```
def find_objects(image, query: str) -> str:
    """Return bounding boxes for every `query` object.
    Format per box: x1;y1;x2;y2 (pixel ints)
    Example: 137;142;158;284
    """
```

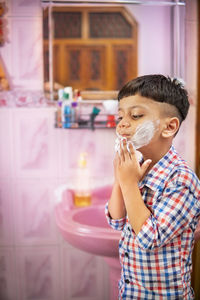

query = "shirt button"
125;279;130;284
125;252;129;258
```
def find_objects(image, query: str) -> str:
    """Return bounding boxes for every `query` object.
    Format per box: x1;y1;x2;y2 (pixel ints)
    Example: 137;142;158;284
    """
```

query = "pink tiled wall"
0;107;115;300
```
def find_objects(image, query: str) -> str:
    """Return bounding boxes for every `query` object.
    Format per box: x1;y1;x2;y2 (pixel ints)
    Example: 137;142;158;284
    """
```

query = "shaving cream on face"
114;136;143;162
115;136;130;153
115;120;159;153
130;120;159;149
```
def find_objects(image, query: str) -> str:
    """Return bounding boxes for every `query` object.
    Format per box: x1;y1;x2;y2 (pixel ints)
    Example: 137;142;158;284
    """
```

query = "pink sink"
55;203;120;257
54;185;122;300
54;182;200;256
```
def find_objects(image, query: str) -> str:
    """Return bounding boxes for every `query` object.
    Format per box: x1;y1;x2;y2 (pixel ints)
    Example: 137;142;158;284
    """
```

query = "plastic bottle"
62;92;71;128
70;101;79;128
74;153;91;207
77;90;82;102
55;89;64;128
58;88;64;100
64;86;73;102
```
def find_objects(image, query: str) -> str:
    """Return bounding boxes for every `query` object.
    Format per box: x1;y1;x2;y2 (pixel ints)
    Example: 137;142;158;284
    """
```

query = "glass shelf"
55;122;116;130
55;112;117;130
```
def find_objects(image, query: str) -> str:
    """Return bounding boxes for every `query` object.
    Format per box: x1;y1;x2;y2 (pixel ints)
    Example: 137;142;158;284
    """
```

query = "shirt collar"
139;145;179;192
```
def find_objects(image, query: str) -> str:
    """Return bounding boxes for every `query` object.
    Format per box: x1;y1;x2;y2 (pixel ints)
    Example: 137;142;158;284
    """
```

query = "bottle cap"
72;101;78;107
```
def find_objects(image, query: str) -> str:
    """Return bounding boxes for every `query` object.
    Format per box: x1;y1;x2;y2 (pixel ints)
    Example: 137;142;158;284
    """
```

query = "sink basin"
55;203;121;257
55;186;200;257
54;185;121;300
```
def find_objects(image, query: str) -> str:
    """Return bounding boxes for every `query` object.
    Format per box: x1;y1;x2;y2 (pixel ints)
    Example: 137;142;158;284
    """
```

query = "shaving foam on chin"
115;120;159;160
115;135;128;153
115;135;143;162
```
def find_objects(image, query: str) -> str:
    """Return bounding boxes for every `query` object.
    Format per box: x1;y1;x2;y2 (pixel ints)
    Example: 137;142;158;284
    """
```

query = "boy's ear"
161;117;180;138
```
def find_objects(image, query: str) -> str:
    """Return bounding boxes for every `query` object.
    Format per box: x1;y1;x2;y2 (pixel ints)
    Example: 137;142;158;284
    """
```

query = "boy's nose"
118;119;130;128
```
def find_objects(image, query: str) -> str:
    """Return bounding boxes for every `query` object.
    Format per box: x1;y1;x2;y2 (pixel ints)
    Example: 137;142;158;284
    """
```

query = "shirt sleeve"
105;202;126;231
135;184;200;250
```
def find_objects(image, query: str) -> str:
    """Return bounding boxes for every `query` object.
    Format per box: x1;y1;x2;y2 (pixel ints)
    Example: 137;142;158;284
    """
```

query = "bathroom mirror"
41;0;186;100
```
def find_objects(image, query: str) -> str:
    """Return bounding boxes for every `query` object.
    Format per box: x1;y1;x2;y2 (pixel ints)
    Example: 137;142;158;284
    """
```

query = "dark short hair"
118;74;190;123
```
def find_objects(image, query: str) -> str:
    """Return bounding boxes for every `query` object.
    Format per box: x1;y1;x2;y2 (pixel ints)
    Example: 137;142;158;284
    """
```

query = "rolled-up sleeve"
105;202;126;231
135;185;200;250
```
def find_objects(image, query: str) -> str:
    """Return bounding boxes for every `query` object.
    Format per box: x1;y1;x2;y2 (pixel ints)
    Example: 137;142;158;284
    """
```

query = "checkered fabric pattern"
105;145;200;299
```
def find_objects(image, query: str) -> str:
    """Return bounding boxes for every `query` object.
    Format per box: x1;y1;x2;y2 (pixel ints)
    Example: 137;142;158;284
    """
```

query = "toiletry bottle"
62;92;71;128
106;115;116;128
64;86;73;102
77;90;82;102
70;101;79;128
74;153;91;207
55;89;63;128
58;88;64;100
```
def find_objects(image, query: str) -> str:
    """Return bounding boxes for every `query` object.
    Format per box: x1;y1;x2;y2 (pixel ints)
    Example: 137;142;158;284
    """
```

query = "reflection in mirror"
42;1;185;100
43;6;137;99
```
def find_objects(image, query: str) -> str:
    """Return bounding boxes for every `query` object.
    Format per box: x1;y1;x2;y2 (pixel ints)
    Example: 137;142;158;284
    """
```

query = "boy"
105;74;200;299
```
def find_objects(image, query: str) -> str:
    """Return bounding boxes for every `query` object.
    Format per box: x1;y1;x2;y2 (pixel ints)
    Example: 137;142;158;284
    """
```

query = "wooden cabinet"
43;7;138;91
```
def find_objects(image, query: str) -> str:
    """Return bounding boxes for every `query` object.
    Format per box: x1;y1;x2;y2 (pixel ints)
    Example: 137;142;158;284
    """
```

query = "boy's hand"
113;153;120;183
117;139;152;185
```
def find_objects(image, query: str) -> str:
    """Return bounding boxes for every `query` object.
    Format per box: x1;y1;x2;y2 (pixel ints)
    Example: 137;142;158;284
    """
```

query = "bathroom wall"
0;0;198;300
0;106;115;300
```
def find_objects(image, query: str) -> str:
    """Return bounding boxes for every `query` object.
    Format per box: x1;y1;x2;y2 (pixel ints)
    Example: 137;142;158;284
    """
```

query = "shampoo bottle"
74;153;91;207
62;92;71;128
70;101;79;128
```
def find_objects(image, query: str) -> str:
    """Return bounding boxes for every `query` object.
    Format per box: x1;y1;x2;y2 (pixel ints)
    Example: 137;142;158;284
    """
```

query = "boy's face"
116;94;164;150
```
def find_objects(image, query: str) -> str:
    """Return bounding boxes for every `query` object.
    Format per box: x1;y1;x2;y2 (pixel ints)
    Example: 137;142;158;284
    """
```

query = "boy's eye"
131;114;143;120
116;115;143;123
117;117;123;122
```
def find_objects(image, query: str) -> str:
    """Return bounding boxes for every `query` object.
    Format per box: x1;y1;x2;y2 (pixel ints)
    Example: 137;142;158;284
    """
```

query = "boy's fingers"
128;142;139;163
141;159;152;174
119;142;125;162
121;139;130;159
128;142;136;156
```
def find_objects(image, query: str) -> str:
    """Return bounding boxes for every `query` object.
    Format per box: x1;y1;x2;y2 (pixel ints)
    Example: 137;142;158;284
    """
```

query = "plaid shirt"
105;145;200;299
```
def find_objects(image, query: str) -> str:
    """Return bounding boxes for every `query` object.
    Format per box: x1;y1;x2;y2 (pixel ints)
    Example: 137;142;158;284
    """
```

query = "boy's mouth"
117;132;132;139
121;134;131;139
